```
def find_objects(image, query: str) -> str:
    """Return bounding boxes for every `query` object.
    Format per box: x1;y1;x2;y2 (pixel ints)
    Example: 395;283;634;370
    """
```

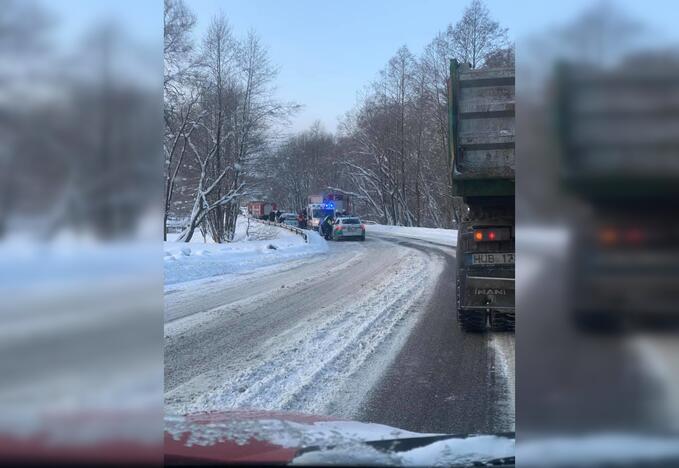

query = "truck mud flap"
461;276;515;311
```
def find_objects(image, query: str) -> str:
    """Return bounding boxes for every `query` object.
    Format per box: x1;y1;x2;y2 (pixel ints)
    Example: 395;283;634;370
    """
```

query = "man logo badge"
474;288;506;296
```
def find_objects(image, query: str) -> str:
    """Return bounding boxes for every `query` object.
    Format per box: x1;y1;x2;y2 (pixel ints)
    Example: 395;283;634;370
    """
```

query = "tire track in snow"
165;246;365;324
174;249;442;417
488;334;515;431
165;246;365;335
164;240;400;403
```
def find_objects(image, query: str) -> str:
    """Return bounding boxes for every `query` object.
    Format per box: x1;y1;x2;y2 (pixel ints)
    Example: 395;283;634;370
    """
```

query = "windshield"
161;0;515;466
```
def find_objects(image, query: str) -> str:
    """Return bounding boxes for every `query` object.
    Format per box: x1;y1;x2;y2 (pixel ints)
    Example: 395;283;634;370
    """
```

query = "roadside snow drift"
165;217;327;286
366;224;457;246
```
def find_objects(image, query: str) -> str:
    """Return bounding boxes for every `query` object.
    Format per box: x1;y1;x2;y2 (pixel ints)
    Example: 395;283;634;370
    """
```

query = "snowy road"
164;229;514;434
518;227;679;435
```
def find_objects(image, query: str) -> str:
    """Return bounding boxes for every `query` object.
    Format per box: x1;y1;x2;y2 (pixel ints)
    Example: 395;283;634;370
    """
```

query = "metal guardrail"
246;216;309;243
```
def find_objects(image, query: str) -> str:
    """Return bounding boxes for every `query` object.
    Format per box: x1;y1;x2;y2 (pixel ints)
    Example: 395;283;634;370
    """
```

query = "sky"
48;0;679;133
184;0;679;133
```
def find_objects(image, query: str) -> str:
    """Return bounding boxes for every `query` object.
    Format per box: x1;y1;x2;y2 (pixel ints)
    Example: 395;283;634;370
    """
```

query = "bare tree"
0;0;53;237
164;0;196;98
197;14;236;242
333;0;511;228
164;0;197;239
164;91;201;239
484;45;515;68
165;0;512;232
420;32;457;226
450;0;508;69
266;122;339;212
174;15;295;242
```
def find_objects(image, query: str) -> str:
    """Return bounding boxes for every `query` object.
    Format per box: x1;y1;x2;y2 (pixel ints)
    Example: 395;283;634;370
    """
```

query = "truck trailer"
449;60;515;332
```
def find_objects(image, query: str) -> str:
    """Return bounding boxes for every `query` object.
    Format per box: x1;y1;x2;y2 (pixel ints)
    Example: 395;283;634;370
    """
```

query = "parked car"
331;217;365;241
277;211;295;222
280;213;298;226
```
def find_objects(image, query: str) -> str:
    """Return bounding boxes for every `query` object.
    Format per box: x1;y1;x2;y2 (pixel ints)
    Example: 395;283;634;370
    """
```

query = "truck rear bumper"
461;275;515;312
574;274;679;320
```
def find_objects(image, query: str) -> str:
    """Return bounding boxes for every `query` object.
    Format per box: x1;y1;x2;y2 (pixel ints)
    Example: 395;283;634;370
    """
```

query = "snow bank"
165;217;327;286
366;224;457;246
0;239;159;293
0;237;161;443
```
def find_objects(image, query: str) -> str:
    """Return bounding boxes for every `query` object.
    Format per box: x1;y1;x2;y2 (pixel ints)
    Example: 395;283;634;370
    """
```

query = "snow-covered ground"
520;224;679;434
165;219;514;437
0;236;162;442
165;238;442;417
366;224;457;246
165;217;327;286
165;221;457;289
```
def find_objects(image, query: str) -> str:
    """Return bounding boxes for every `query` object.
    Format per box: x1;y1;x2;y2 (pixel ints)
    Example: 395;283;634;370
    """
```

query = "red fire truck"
247;201;277;220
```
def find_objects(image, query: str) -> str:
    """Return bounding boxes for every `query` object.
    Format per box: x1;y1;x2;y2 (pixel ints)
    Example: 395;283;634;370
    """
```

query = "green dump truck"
556;57;679;330
448;60;515;332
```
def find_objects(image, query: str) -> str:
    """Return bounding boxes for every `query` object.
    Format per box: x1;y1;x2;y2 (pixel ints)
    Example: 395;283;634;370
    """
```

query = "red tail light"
598;227;618;246
473;228;509;242
360;224;365;230
624;228;645;244
598;227;646;246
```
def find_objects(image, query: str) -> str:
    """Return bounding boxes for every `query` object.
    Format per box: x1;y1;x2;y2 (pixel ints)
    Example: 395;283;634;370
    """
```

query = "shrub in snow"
181;246;191;256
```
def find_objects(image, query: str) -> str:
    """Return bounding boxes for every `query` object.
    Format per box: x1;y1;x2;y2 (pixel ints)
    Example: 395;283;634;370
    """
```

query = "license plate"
472;253;514;265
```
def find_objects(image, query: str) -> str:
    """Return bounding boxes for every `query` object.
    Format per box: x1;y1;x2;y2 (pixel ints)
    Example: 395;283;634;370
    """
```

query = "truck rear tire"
457;309;487;332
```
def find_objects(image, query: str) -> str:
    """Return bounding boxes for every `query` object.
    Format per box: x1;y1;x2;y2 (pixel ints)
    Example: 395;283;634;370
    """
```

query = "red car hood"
164;410;515;466
0;410;161;464
0;410;514;465
165;409;343;464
